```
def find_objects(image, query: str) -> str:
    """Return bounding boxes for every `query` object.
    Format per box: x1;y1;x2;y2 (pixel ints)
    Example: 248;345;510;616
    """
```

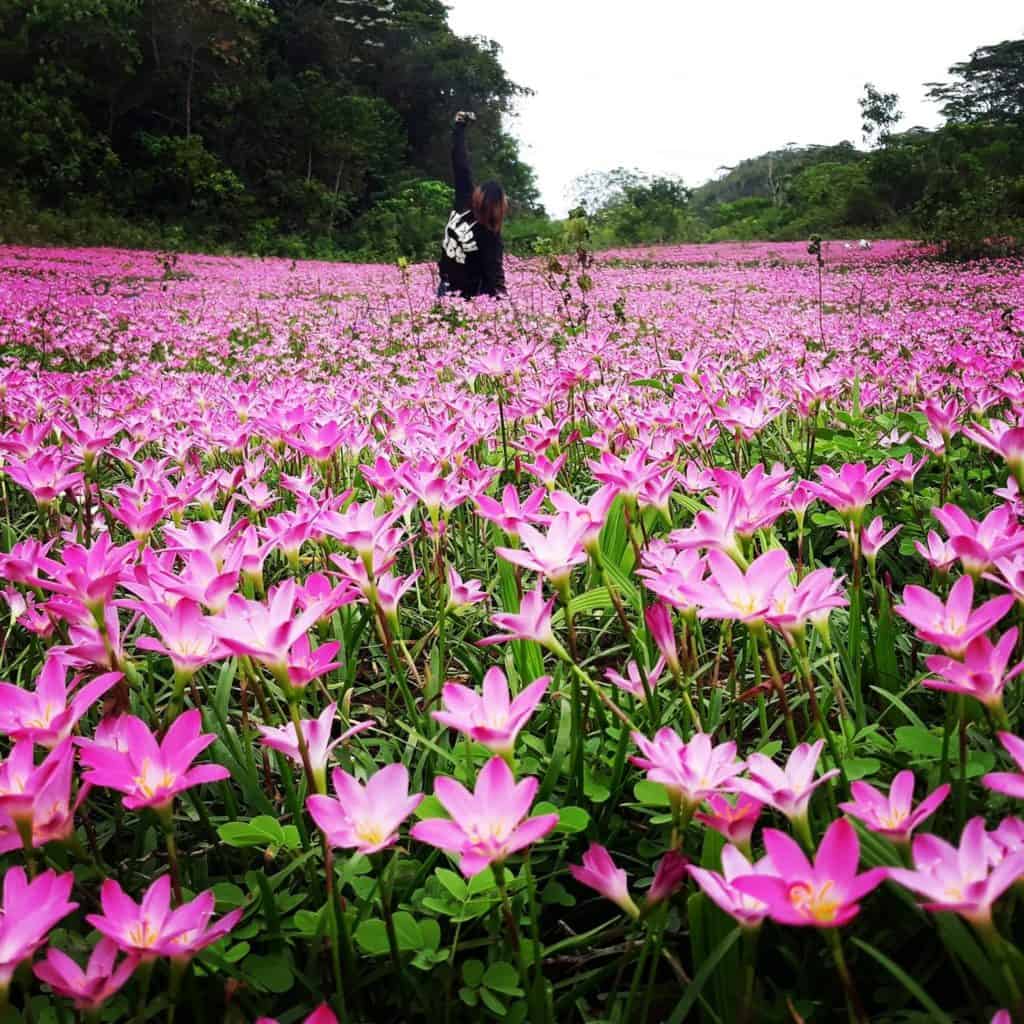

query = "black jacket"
437;123;506;298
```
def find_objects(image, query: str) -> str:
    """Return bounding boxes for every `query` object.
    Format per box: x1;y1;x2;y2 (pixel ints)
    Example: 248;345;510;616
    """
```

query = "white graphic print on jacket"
443;211;478;264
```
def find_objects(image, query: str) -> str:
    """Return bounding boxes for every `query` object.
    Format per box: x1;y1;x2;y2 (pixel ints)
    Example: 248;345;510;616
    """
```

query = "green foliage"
0;0;542;257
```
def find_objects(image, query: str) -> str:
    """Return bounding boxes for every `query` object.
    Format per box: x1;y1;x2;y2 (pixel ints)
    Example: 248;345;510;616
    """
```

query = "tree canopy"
0;0;542;257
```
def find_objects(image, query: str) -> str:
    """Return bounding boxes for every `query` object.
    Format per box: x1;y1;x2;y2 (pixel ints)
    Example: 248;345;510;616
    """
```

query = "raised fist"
454;111;477;125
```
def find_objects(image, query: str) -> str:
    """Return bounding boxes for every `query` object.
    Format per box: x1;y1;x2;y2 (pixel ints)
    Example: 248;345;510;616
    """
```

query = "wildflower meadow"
2;239;1024;1023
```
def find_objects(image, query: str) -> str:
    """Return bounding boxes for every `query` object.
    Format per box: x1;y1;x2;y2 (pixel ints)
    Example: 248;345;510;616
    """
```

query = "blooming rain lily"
859;516;901;568
479;584;566;656
925;629;1024;719
983;732;1024;800
0;653;119;747
839;770;949;846
694;793;764;853
0;867;78;990
604;657;666;700
696;548;793;627
804;462;893;525
886;817;1024;926
494;513;589;589
410;757;558;877
33;937;139;1013
630;729;746;811
307;763;422;855
0;740;79;852
433;667;549;757
732;818;886;927
895;575;1014;657
77;709;229;811
689;845;775;928
87;875;242;959
211;579;327;683
258;703;373;793
730;740;839;831
446;566;488;610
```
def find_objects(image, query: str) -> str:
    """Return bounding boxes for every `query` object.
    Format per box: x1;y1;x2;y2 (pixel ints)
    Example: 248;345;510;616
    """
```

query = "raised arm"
451;115;474;211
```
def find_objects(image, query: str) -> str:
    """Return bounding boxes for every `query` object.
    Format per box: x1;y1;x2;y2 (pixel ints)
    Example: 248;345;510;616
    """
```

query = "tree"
859;82;902;145
927;38;1024;125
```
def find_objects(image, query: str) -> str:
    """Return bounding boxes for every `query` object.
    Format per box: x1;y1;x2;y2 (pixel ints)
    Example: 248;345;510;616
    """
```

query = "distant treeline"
0;8;1021;262
0;0;542;260
568;38;1024;259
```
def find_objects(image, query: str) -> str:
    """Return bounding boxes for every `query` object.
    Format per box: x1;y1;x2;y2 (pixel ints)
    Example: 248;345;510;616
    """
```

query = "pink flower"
3;449;84;506
804;462;893;523
446;566;488;610
689;845;775;928
257;1007;338;1024
86;876;241;959
964;418;1024;482
694;793;764;850
915;531;958;573
696;548;793;626
860;516;901;565
895;575;1014;657
730;740;838;824
307;763;422;855
604;657;666;700
433;668;549;756
410;757;558;877
933;504;1024;576
732;818;885;927
983;732;1024;799
839;770;949;845
479;585;565;655
549;485;617;552
131;598;227;676
886;817;1024;925
647;850;689;906
282;634;342;689
0;740;79;852
588;448;658;502
495;513;589;588
38;534;137;618
765;567;848;639
211;580;326;680
77;709;229;811
34;937;138;1012
0;653;119;747
569;843;640;918
630;729;745;808
924;629;1024;710
258;703;372;793
0;867;78;988
644;603;680;674
475;485;547;538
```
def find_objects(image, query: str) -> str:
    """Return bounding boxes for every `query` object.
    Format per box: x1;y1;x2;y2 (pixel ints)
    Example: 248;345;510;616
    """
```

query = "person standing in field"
437;111;508;299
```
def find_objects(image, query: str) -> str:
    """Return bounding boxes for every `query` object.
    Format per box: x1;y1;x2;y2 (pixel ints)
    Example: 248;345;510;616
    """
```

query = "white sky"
446;1;1023;216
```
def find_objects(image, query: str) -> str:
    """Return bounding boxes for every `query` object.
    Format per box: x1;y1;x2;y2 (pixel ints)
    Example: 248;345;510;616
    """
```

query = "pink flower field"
2;239;1024;1023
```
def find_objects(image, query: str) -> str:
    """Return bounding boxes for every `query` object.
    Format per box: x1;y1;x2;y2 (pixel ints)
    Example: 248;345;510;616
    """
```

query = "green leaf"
462;959;486;987
894;726;944;758
480;987;507;1016
633;780;671;806
354;918;389;956
483;961;523;996
243;953;293;994
436;868;468;900
843;757;881;780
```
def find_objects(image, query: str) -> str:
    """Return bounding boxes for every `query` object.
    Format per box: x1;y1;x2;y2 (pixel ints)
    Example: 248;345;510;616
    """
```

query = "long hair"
472;181;508;234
